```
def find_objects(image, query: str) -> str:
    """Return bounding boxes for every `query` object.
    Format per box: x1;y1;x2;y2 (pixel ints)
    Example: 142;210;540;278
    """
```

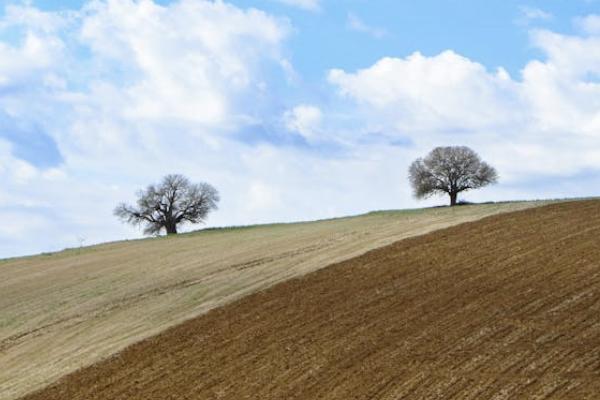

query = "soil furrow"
20;200;600;400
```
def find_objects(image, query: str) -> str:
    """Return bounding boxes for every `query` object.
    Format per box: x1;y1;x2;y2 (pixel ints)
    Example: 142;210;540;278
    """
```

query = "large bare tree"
115;174;219;235
408;146;498;206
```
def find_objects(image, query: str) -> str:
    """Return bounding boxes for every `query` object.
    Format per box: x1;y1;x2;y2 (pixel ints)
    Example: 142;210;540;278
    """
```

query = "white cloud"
0;3;72;93
0;32;63;88
329;51;521;133
78;0;289;125
284;104;322;141
2;2;600;259
347;13;386;39
0;0;295;257
328;25;600;185
576;15;600;35
516;6;553;26
246;181;282;211
0;3;71;33
273;0;320;12
523;30;600;136
0;140;38;183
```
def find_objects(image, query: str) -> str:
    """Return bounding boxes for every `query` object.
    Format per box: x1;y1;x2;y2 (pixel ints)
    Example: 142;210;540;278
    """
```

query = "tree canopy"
408;146;498;206
114;174;219;235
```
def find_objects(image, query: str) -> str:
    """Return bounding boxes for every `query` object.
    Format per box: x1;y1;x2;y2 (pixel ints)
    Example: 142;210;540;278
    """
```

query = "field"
19;200;600;400
0;201;543;400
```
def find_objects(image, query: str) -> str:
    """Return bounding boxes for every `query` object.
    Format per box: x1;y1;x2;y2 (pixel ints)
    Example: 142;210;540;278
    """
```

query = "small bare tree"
408;146;498;206
115;174;219;235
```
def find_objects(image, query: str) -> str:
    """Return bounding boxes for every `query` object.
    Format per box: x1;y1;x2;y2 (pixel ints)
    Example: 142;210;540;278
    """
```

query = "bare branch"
114;174;219;235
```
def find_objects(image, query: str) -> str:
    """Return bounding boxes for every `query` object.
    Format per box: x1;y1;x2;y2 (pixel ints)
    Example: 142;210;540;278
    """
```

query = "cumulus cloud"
522;30;600;141
0;0;409;259
0;31;63;88
0;140;38;183
329;51;521;133
2;1;600;259
328;26;600;183
576;15;600;35
0;0;294;257
79;0;289;126
284;104;322;141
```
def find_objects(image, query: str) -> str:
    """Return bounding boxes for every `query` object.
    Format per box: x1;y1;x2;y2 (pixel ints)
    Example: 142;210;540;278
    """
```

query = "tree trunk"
449;192;458;207
166;224;178;235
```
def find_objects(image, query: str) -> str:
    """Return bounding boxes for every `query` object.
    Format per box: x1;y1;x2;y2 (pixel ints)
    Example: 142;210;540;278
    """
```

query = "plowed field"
1;202;541;400
22;200;600;399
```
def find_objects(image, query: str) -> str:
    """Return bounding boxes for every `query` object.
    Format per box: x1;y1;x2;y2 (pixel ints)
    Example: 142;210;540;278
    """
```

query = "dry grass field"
0;201;544;400
21;200;600;400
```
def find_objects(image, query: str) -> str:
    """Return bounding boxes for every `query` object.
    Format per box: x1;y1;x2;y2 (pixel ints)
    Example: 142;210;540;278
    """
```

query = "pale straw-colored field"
0;201;547;400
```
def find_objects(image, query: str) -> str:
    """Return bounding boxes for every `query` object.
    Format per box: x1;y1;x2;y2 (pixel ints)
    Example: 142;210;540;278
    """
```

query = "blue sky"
30;1;596;82
0;0;599;258
32;1;595;72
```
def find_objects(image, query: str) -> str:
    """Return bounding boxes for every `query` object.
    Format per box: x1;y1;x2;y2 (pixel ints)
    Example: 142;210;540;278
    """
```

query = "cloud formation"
1;2;600;258
284;104;322;141
577;14;600;35
328;24;600;182
0;0;295;256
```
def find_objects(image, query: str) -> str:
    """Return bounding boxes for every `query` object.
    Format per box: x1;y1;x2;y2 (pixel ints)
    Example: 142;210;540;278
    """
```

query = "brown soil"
22;200;600;399
4;202;535;400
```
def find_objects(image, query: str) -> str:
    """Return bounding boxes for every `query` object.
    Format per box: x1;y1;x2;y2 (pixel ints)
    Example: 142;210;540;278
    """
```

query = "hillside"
20;200;600;400
0;201;543;400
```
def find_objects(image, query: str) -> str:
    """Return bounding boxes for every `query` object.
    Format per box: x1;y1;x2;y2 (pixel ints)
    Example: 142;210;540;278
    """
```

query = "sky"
0;0;599;258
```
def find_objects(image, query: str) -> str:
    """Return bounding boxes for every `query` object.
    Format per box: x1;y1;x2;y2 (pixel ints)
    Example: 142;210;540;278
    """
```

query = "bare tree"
114;174;219;235
408;146;498;206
